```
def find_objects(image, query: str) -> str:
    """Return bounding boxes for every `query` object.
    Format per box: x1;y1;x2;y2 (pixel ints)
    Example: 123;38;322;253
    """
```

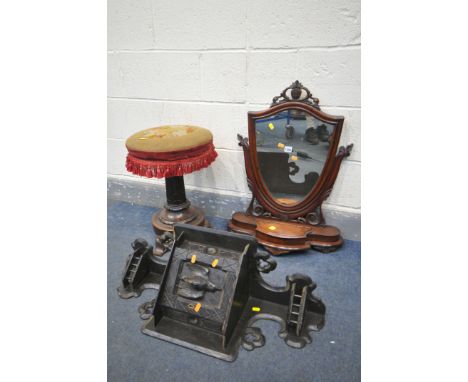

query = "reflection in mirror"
255;109;334;206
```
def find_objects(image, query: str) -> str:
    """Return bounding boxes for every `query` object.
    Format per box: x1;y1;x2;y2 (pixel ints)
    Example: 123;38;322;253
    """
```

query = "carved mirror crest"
230;81;353;255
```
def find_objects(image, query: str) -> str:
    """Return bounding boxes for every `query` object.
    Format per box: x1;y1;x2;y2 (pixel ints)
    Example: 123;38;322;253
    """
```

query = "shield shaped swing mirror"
229;81;353;255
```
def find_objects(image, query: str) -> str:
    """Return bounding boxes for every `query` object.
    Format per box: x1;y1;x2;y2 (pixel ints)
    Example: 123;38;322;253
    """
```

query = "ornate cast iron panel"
117;224;325;361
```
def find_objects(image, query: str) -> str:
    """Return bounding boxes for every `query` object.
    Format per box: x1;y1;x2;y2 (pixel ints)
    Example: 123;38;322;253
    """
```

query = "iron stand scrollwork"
154;231;174;256
117;224;325;362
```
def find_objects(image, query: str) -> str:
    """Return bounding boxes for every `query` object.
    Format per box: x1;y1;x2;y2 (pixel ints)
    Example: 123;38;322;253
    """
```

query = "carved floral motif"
271;80;321;109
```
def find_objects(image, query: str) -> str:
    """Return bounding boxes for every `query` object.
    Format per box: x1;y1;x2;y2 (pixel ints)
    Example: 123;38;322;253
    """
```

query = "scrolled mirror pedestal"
228;212;342;255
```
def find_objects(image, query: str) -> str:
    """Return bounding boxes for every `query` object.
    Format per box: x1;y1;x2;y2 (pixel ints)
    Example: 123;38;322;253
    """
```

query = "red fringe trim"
126;146;218;178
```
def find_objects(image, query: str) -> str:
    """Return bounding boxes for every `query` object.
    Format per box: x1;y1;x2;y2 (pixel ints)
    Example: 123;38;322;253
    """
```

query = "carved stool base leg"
152;205;209;233
152;176;210;255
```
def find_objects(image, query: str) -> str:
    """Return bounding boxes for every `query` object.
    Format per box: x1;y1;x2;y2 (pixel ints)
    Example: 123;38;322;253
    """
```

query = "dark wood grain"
228;212;342;255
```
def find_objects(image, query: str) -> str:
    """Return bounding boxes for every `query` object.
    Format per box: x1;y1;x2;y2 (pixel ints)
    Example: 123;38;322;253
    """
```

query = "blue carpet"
108;200;360;382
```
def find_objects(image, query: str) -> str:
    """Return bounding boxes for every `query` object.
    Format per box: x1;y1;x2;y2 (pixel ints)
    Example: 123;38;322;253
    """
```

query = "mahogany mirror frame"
229;81;353;255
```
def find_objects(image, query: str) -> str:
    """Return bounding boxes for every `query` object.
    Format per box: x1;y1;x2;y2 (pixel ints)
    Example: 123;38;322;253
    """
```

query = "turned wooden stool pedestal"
125;125;217;255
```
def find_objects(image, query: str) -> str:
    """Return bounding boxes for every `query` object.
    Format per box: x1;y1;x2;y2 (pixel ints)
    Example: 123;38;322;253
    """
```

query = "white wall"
108;0;361;214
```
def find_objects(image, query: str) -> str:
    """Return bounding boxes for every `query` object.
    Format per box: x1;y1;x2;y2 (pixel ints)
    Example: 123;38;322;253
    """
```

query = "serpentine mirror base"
229;212;342;255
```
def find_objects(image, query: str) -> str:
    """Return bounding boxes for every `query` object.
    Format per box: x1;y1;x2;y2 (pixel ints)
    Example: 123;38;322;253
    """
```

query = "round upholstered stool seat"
125;125;217;178
124;125;217;255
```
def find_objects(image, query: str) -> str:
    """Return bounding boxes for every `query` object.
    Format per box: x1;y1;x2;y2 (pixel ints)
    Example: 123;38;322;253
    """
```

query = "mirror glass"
255;109;334;206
